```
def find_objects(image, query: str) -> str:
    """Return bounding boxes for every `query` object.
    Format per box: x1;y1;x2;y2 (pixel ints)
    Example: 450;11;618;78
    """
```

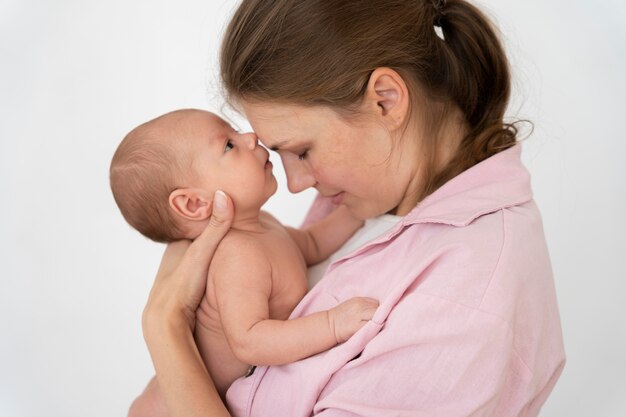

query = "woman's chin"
347;201;399;220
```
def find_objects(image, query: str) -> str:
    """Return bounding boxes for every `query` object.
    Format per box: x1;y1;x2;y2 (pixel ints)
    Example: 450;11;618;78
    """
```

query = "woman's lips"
330;192;345;205
265;159;273;169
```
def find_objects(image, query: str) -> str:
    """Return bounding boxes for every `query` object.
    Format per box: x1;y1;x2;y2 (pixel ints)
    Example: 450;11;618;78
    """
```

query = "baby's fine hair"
110;110;192;243
221;0;520;202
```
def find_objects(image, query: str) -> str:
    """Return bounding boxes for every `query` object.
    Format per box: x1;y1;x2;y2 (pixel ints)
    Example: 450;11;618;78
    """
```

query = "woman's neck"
392;108;466;216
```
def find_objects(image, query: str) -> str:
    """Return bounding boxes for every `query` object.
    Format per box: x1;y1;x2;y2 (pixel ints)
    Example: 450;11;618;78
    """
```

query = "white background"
1;0;624;416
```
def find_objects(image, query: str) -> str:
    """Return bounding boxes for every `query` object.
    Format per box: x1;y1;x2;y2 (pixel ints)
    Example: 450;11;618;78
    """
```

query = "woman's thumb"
210;190;232;227
184;190;233;267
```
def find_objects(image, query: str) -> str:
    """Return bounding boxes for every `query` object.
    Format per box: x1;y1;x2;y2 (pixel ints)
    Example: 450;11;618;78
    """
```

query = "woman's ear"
363;67;410;131
169;188;213;221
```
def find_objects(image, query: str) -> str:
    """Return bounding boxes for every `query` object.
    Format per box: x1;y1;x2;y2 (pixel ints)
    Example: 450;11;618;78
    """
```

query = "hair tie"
431;0;446;27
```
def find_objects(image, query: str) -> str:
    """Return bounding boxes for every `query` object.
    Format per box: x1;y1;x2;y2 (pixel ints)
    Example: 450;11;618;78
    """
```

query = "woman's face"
241;101;422;219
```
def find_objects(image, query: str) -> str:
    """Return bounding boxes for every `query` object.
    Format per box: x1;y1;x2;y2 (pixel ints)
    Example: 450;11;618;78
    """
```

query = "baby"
110;109;378;408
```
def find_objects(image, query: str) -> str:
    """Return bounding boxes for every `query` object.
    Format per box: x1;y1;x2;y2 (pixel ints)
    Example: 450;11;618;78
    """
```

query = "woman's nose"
282;155;316;193
241;132;258;150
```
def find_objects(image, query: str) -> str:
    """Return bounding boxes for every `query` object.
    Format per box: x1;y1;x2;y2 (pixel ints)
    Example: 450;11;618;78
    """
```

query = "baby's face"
180;111;277;211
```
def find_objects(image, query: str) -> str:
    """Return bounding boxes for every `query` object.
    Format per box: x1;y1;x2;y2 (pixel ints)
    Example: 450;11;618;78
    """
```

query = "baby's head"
110;109;276;242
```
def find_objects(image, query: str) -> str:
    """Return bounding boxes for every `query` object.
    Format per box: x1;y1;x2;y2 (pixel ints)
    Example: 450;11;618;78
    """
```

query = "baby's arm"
213;237;377;366
285;205;363;266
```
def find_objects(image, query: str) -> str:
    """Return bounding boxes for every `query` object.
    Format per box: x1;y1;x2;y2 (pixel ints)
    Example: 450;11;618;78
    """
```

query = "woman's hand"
140;190;234;417
143;190;234;336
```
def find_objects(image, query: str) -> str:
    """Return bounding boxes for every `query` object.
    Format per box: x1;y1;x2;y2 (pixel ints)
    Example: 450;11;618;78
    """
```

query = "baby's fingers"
355;297;379;320
340;297;379;319
330;297;379;343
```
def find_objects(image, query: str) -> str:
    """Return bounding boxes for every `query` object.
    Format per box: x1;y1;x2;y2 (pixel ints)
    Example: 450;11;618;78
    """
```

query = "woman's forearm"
144;313;231;417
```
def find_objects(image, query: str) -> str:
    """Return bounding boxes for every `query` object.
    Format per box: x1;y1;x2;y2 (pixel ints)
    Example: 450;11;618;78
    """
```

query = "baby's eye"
224;140;234;152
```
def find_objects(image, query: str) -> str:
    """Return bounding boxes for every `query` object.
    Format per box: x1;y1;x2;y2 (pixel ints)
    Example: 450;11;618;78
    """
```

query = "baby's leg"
127;376;170;417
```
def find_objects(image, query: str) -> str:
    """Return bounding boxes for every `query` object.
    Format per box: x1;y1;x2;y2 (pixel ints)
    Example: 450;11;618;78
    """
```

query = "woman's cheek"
310;162;335;188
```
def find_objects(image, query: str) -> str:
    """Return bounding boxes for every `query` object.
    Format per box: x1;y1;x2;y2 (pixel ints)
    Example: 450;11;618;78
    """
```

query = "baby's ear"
169;188;212;221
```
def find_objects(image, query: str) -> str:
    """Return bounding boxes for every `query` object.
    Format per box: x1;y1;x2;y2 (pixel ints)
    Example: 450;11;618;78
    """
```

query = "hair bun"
431;0;447;27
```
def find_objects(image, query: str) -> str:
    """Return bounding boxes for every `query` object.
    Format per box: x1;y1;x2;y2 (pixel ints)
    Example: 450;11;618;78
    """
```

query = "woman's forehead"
242;101;337;147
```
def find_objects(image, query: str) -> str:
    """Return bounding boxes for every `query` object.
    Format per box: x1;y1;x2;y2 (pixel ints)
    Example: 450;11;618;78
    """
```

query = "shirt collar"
402;144;533;227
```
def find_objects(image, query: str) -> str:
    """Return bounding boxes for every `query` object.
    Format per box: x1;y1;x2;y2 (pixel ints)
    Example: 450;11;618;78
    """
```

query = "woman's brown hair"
221;0;520;201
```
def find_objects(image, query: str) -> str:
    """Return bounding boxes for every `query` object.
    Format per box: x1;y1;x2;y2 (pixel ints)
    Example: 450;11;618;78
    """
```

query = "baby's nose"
241;132;258;150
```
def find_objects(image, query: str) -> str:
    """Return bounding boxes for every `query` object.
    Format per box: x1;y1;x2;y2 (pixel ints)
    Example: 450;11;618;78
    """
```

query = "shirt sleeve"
312;291;529;417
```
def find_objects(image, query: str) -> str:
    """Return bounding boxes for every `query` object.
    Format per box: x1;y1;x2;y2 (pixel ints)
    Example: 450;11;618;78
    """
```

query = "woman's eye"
225;140;234;152
298;150;308;161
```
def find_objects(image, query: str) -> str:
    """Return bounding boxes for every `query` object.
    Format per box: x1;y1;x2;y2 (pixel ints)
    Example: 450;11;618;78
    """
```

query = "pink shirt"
226;144;565;417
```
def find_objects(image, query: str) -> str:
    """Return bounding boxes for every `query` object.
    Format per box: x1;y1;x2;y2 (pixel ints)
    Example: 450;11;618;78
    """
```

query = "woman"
140;0;565;416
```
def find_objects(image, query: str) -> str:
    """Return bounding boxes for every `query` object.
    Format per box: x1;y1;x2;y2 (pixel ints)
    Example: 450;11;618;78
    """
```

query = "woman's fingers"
180;190;234;274
155;191;233;280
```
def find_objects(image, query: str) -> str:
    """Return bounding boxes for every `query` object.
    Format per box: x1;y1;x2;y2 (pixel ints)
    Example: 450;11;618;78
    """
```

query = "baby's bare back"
194;214;308;397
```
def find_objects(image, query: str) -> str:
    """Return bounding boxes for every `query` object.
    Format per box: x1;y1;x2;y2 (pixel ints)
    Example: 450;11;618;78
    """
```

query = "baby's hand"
328;297;379;343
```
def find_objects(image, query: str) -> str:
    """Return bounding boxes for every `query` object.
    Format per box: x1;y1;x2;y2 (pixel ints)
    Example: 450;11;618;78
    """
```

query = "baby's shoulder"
216;229;269;257
209;231;272;280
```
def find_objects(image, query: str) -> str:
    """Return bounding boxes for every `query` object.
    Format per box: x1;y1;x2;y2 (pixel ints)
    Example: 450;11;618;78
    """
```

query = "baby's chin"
240;190;276;213
241;178;278;210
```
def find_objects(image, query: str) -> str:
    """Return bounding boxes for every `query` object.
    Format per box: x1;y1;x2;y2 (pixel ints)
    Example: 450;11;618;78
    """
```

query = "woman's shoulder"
318;197;551;324
413;202;550;318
